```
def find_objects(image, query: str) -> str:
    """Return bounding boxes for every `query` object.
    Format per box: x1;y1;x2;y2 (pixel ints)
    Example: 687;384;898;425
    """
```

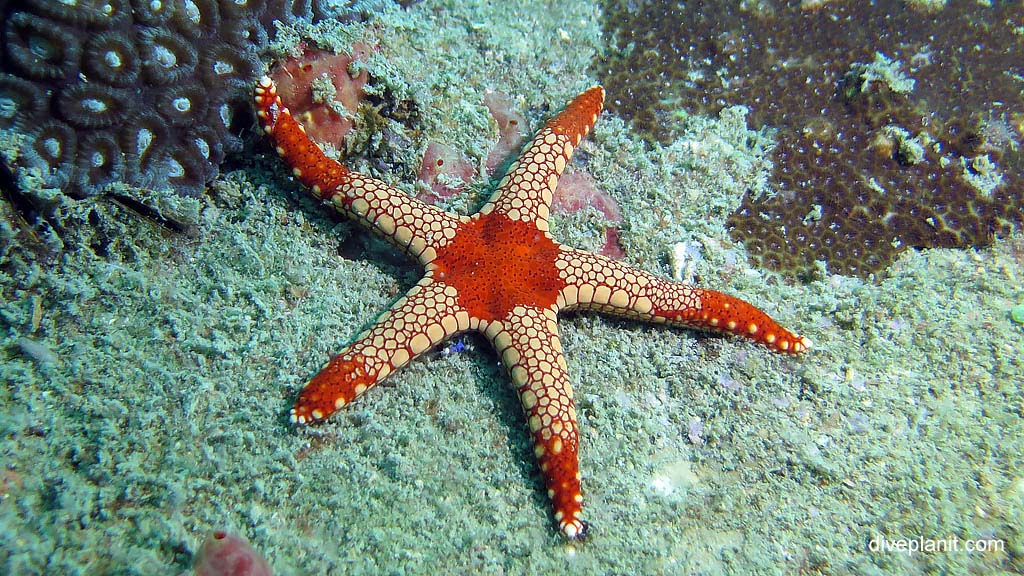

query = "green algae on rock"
1011;304;1024;325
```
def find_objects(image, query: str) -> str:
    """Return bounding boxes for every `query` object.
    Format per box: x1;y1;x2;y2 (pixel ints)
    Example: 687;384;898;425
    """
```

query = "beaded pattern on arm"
254;77;464;263
478;87;605;232
482;304;587;540
555;247;811;353
291;278;471;424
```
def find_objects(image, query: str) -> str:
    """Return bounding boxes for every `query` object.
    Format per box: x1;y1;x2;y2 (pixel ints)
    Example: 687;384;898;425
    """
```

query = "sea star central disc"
431;213;565;321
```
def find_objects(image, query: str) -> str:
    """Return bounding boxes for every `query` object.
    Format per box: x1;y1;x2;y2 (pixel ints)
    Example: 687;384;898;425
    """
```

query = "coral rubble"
597;0;1023;277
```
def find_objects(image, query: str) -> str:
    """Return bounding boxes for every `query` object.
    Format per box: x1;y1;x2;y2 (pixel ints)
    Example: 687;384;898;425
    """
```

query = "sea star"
254;77;811;540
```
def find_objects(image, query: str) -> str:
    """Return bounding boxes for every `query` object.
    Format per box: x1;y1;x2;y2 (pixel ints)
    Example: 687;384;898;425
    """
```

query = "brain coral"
0;0;317;200
597;0;1023;278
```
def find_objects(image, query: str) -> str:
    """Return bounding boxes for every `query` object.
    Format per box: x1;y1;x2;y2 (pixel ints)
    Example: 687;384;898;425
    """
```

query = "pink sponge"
193;531;272;576
483;90;530;175
416;141;477;203
269;43;373;148
551;169;626;259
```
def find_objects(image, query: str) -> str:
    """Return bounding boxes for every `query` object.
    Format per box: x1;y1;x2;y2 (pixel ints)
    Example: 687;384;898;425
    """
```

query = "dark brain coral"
0;0;315;200
597;0;1024;278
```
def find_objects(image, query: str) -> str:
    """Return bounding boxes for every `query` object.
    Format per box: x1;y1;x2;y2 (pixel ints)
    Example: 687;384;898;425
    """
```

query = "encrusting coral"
597;0;1023;278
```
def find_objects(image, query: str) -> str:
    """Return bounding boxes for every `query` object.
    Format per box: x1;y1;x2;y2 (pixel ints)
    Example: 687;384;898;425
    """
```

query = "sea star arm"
483;305;586;540
291;278;470;424
254;77;463;262
478;87;605;230
555;247;811;353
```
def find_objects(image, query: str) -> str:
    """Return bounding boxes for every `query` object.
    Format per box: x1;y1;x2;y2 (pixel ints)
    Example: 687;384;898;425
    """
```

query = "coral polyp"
130;0;173;26
200;43;260;90
170;0;222;40
4;13;81;80
139;28;199;85
56;84;131;129
82;31;141;86
25;120;77;186
0;74;43;129
157;82;209;127
74;132;124;191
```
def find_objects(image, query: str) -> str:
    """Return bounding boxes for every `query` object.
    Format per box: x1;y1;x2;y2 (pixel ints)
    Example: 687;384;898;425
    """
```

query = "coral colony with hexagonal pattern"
597;0;1023;278
0;0;316;200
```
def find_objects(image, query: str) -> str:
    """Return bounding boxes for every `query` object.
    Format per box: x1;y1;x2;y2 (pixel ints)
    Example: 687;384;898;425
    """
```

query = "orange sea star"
254;77;811;539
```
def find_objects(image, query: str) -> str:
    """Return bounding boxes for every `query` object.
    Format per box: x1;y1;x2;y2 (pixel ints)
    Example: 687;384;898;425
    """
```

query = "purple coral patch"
0;0;325;200
193;531;272;576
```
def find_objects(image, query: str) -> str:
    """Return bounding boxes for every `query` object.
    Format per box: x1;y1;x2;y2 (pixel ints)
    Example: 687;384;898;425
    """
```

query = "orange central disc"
431;213;566;321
